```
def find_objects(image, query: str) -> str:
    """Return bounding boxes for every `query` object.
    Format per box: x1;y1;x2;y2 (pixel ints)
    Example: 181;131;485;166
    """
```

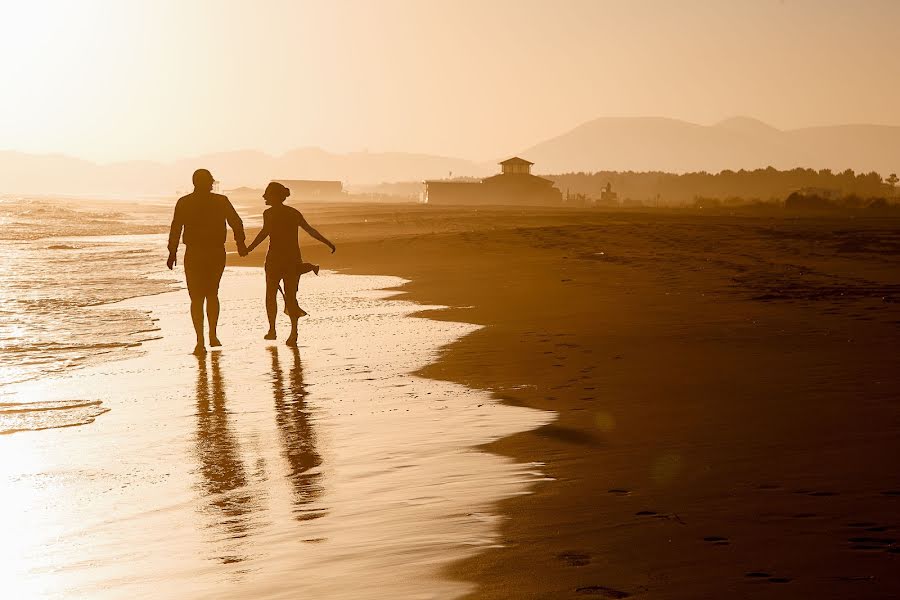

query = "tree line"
548;167;898;206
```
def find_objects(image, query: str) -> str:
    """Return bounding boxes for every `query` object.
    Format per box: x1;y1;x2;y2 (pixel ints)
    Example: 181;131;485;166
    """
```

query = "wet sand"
232;204;900;599
1;267;549;598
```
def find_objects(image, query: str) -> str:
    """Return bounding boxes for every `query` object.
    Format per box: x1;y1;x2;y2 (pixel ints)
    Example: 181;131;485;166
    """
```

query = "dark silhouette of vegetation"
548;167;896;206
887;173;899;193
784;191;895;211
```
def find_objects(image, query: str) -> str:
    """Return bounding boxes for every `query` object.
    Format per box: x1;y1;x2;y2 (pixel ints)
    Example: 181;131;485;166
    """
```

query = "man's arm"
167;199;184;269
299;215;336;253
246;212;270;254
224;197;247;254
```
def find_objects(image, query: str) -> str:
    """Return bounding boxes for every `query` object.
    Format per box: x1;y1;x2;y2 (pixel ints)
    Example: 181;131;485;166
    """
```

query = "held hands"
237;241;249;257
166;252;177;270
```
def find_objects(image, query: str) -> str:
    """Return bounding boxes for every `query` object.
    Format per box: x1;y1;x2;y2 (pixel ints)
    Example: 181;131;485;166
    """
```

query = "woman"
244;182;336;346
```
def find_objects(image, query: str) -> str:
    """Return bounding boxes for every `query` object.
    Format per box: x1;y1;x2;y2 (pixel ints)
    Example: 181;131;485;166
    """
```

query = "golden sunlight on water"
0;269;552;599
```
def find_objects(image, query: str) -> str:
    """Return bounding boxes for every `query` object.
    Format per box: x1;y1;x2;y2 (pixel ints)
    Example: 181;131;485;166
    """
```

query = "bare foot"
209;336;222;347
284;304;308;318
264;330;277;340
193;342;206;355
312;264;320;276
285;335;298;347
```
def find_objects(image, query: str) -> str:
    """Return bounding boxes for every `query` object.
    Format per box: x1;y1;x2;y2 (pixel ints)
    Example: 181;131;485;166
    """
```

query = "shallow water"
0;198;176;392
0;268;552;599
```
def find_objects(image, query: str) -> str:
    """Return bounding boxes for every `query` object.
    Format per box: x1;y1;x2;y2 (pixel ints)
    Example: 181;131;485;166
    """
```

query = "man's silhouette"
168;169;247;354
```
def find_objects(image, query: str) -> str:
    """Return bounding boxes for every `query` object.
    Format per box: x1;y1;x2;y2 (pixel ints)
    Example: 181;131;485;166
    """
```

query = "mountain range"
1;117;898;195
0;148;487;196
522;117;900;176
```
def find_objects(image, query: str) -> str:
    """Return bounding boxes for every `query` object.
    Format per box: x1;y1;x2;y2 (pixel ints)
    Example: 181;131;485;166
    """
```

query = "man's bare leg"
190;296;206;354
207;293;221;347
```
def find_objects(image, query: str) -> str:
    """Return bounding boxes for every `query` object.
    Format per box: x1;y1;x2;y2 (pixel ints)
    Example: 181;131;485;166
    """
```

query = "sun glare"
0;1;134;153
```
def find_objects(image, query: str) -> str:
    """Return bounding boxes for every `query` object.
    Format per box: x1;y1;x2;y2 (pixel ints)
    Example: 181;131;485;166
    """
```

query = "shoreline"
8;201;900;597
2;265;552;598
230;204;900;599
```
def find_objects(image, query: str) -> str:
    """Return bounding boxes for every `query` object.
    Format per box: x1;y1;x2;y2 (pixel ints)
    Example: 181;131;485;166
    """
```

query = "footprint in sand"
794;489;838;497
847;522;879;528
634;510;685;524
847;536;896;551
557;551;591;567
575;585;631;598
745;572;792;584
703;536;730;546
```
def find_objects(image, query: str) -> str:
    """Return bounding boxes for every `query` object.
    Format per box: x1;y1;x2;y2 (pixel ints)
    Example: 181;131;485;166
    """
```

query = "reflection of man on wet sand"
167;169;247;354
194;353;254;562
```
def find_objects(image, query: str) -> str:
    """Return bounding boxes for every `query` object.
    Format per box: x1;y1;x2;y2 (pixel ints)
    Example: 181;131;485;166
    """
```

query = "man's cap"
193;169;214;186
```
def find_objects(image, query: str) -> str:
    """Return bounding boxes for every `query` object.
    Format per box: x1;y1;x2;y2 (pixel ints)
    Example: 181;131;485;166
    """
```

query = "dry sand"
231;203;900;599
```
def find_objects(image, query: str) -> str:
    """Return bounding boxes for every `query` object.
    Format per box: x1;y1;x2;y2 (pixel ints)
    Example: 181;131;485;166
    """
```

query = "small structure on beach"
599;182;618;205
423;157;562;206
272;179;344;201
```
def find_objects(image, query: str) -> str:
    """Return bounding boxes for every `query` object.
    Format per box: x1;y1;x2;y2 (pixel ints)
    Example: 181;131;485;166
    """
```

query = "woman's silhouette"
269;346;325;521
244;182;335;346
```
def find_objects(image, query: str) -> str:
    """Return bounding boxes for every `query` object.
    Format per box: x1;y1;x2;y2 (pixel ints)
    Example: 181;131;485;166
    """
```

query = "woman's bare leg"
286;314;299;347
284;272;301;346
264;272;279;340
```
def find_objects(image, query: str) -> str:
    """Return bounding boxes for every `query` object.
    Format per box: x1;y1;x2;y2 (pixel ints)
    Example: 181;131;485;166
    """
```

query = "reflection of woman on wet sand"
243;182;336;346
194;353;255;562
269;346;324;521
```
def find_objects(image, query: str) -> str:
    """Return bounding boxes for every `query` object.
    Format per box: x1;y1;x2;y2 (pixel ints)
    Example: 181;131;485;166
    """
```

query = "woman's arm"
245;223;269;254
244;210;272;255
299;216;336;253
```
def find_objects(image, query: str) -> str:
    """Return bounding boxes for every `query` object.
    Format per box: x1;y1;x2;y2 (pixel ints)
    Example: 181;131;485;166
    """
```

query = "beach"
5;2;898;597
0;232;550;598
233;203;900;599
3;200;900;598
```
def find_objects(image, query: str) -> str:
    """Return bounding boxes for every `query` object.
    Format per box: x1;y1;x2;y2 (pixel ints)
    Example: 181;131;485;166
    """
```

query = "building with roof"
423;157;562;206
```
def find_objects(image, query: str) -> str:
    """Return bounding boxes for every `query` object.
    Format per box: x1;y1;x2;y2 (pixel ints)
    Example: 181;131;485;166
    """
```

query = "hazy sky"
1;0;898;163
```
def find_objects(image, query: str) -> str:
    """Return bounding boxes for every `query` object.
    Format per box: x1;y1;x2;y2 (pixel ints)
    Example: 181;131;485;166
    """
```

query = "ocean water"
0;197;175;430
0;266;553;599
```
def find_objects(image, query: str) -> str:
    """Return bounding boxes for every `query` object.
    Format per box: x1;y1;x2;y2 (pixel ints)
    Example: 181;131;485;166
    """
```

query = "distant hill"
0;149;488;196
520;117;900;176
3;116;899;195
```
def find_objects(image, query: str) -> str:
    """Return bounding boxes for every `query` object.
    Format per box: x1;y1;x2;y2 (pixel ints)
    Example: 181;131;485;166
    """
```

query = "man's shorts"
184;246;226;298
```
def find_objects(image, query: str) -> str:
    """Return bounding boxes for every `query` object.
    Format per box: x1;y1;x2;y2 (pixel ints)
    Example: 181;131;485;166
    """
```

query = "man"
167;169;247;354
